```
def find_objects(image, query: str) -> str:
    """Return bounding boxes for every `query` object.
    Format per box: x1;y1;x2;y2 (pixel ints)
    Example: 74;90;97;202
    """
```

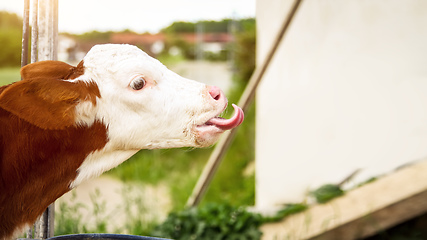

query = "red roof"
111;32;233;45
111;33;166;45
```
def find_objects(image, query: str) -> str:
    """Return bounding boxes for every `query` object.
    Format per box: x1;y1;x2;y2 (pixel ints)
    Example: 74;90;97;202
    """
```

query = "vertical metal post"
38;0;56;61
48;6;58;235
22;1;31;234
30;0;38;63
22;0;59;238
52;0;58;61
21;0;30;68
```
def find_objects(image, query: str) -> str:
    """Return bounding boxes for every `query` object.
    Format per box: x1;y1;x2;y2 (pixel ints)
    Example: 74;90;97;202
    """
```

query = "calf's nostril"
209;86;222;101
213;93;220;101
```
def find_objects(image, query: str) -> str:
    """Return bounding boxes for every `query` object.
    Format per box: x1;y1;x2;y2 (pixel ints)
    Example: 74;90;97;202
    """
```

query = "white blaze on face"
70;44;244;187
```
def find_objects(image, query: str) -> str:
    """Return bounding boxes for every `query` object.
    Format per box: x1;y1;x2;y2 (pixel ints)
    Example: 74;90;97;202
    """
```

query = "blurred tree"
161;20;232;34
76;30;113;42
0;11;22;67
160;18;255;63
0;11;22;29
161;19;255;35
162;21;195;33
164;36;196;60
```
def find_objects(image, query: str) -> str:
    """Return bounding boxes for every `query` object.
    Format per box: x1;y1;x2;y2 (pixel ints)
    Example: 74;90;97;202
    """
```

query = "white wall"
256;0;427;209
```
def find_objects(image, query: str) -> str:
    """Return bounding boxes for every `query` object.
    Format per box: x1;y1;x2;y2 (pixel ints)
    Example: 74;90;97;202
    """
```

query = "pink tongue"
207;104;244;130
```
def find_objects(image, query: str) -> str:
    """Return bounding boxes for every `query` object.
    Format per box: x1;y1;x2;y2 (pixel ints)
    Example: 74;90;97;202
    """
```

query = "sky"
0;0;256;33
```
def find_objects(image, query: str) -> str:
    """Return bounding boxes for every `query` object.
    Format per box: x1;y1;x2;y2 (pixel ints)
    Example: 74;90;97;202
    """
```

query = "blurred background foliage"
0;11;22;67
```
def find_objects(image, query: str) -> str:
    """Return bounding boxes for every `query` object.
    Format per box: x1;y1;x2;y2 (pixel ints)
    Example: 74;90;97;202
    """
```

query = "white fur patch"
70;145;137;188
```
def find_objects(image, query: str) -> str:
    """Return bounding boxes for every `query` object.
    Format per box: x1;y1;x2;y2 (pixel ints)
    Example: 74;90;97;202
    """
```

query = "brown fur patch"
0;60;108;239
20;60;84;80
0;112;108;238
0;60;100;130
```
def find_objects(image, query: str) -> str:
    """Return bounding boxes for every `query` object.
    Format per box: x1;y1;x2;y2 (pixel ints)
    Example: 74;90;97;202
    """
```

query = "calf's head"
2;44;243;150
81;44;244;149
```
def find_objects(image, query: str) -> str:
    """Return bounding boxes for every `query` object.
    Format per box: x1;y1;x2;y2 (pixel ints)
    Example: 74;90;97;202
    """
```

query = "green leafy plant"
120;185;159;235
55;192;87;235
152;203;263;240
55;186;157;235
310;184;344;204
88;189;108;232
263;203;308;222
55;189;111;234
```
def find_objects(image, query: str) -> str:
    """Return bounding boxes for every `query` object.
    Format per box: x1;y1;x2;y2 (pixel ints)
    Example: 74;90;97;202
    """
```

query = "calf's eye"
130;77;146;90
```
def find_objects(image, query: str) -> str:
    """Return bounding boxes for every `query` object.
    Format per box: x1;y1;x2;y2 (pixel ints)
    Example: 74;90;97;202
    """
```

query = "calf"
0;44;243;239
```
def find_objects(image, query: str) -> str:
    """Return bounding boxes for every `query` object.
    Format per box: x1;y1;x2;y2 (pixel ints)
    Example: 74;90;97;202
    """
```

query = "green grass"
0;67;20;86
55;187;158;236
108;147;211;210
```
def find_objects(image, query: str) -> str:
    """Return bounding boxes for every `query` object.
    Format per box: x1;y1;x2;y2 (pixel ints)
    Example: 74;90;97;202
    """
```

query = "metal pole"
47;6;58;238
23;0;58;238
21;0;30;68
30;0;38;63
186;0;304;207
52;0;58;61
34;0;58;234
38;0;49;61
21;2;31;235
25;0;38;236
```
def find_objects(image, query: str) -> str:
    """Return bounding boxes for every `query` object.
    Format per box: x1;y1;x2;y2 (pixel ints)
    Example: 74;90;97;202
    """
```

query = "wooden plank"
261;160;427;240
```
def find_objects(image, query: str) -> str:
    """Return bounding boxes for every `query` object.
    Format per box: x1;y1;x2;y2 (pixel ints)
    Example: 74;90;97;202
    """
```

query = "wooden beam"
261;160;427;240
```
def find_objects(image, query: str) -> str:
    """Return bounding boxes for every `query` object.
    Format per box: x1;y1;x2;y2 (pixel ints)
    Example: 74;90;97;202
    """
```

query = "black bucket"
46;234;169;240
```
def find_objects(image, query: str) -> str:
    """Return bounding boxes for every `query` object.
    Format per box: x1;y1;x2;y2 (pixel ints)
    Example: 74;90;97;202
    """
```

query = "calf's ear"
20;60;85;80
0;61;99;130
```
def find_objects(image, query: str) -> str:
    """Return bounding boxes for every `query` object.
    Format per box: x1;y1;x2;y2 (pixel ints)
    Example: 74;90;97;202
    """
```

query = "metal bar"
21;0;30;68
30;0;38;63
25;0;58;238
186;0;304;207
48;4;59;237
26;0;39;236
33;0;58;234
37;0;49;61
22;0;31;235
36;0;47;234
47;203;55;238
52;0;58;61
46;7;59;238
